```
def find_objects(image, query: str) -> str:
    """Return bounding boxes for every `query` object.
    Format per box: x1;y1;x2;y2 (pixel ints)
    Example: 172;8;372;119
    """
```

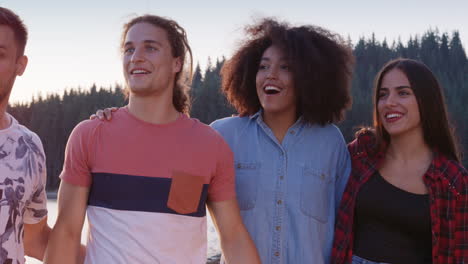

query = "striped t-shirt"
60;107;235;263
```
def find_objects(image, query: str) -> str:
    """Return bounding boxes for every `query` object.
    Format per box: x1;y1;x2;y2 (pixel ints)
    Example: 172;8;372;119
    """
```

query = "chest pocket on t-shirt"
167;171;204;214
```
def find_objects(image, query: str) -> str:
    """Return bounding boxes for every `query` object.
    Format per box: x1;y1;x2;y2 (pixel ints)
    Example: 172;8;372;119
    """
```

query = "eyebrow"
259;57;288;62
379;85;411;90
124;40;163;47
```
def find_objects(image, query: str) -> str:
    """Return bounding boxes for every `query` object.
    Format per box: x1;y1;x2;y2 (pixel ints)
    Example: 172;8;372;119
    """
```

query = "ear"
15;55;28;76
173;57;182;73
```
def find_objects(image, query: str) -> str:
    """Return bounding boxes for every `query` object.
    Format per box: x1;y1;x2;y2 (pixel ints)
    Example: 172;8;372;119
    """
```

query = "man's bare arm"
44;182;89;264
24;217;51;260
208;199;260;264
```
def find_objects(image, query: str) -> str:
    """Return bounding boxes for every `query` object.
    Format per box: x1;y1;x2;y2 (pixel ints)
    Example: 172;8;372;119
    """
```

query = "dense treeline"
8;30;467;190
340;30;467;165
8;85;128;189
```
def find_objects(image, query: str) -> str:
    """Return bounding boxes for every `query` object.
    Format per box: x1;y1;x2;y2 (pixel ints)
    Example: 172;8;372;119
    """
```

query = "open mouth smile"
130;68;151;75
385;112;403;123
263;85;282;95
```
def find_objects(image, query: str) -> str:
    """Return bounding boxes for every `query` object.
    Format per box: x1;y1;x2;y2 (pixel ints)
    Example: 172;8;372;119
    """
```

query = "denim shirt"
211;112;351;264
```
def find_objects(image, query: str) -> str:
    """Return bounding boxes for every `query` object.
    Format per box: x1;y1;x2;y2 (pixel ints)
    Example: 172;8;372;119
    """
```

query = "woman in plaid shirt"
331;58;467;264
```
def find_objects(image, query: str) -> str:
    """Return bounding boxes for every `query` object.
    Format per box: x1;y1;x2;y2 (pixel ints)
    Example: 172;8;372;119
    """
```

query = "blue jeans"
352;255;391;264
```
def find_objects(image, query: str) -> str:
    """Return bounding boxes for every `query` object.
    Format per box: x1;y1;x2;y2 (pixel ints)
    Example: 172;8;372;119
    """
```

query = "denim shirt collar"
250;109;305;131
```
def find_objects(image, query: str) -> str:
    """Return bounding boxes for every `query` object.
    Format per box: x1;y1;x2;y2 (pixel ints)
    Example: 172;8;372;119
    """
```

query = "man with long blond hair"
45;14;260;264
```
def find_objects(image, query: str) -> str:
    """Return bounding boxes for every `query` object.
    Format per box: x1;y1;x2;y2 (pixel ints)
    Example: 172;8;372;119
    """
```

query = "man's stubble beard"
127;82;173;98
0;76;15;105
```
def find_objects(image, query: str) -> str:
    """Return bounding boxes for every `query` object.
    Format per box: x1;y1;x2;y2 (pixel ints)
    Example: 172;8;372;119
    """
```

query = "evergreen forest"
8;30;468;190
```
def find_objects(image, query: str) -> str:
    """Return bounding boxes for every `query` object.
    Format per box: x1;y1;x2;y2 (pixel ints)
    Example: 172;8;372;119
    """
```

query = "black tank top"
353;171;432;264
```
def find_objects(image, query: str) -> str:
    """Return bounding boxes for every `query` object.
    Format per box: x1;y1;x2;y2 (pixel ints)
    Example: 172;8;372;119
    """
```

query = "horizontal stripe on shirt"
88;172;209;217
85;206;207;264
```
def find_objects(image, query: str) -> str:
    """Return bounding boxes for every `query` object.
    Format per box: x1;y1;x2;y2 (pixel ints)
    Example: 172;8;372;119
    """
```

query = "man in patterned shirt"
0;7;51;264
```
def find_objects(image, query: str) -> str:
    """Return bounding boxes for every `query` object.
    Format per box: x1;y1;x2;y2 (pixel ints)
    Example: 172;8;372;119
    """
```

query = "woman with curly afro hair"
210;18;355;264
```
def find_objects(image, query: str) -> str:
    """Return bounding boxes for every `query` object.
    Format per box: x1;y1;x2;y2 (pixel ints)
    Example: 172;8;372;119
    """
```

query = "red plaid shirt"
331;131;468;264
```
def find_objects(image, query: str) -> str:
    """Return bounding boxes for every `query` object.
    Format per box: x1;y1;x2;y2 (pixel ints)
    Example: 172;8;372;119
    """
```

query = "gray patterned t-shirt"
0;114;47;264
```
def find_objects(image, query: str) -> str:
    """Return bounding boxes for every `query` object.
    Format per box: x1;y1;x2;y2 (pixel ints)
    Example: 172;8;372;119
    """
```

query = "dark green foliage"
190;57;236;123
339;30;467;167
7;30;468;190
7;85;127;190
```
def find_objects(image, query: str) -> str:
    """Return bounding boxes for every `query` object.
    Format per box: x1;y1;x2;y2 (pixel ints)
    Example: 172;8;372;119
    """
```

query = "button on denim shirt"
211;112;351;264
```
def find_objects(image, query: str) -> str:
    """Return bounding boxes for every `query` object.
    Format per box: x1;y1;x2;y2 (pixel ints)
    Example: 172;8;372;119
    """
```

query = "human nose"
385;92;398;106
130;48;144;63
266;66;278;80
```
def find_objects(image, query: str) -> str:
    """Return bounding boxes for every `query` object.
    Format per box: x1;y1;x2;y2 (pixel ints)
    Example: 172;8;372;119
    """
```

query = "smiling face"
0;25;27;104
255;45;296;118
122;22;181;97
377;69;422;138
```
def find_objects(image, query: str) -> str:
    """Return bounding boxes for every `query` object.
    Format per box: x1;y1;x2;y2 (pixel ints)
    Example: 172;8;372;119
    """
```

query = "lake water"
25;200;221;263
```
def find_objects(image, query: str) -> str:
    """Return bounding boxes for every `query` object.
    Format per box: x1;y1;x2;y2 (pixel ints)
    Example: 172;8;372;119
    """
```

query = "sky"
1;0;467;104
